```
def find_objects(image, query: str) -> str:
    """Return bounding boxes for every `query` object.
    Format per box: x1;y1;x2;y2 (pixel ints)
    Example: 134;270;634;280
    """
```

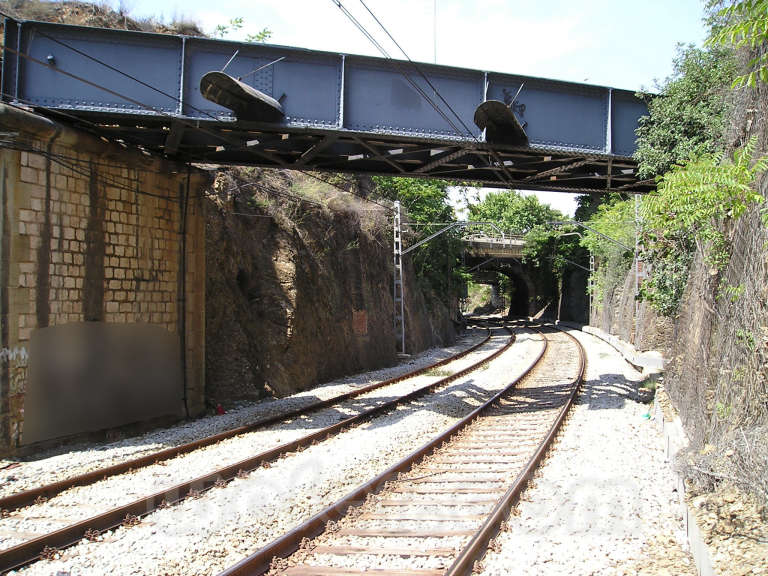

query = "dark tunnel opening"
505;274;530;318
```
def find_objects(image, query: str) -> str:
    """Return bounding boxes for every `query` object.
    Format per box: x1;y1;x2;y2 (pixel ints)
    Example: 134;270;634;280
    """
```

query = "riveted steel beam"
0;17;654;193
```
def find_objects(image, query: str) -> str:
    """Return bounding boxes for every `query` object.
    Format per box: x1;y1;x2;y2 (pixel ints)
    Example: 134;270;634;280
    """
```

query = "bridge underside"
2;18;655;194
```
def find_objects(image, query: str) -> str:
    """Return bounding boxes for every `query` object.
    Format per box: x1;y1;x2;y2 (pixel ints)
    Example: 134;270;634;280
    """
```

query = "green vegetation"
468;190;560;233
708;0;768;87
468;190;585;307
636;138;767;313
634;45;735;180
464;281;492;312
372;177;466;302
467;191;571;273
577;197;635;305
213;17;272;43
578;1;768;318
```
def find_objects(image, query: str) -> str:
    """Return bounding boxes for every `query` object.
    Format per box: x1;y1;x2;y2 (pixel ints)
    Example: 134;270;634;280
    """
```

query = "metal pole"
589;252;595;324
633;194;640;343
433;0;437;64
393;201;405;354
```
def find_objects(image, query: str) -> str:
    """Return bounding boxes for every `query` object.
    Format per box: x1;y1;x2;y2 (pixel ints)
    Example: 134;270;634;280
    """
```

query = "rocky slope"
205;169;458;404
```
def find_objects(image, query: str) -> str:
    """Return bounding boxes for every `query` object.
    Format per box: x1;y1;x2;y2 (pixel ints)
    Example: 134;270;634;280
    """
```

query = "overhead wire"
328;0;467;137
0;137;180;200
354;0;517;185
331;0;515;185
357;0;477;139
1;7;463;208
2;5;529;198
9;13;396;211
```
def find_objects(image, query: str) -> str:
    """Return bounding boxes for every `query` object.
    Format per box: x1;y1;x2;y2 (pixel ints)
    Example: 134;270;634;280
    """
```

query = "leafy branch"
213;17;272;43
639;136;768;314
708;0;768;87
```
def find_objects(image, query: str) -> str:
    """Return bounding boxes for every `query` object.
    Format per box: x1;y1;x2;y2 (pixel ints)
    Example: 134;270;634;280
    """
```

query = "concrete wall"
0;107;207;450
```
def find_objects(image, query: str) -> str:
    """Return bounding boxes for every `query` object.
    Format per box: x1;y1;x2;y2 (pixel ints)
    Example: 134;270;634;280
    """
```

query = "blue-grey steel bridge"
2;17;653;194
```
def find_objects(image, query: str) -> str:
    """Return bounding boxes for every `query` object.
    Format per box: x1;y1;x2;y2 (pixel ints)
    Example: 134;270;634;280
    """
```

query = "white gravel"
0;330;501;550
16;329;545;575
286;328;581;574
477;327;696;576
0;330;487;498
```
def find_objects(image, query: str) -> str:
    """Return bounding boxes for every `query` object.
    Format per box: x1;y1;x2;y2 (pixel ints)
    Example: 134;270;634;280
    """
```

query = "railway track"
218;324;584;576
0;328;515;573
0;330;493;513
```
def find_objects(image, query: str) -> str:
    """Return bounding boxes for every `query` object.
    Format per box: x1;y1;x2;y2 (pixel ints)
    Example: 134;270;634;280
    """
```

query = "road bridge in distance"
463;235;525;259
2;17;654;194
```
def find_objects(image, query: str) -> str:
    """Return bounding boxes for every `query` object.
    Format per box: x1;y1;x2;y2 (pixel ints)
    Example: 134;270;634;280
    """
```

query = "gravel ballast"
0;330;487;498
17;329;545;575
477;328;697;576
0;330;503;550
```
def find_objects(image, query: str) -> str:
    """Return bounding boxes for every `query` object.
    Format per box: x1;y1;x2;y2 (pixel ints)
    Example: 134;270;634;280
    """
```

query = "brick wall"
0;116;207;450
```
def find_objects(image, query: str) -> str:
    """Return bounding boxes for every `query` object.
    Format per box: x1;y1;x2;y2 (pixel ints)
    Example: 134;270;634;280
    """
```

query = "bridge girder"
1;17;654;194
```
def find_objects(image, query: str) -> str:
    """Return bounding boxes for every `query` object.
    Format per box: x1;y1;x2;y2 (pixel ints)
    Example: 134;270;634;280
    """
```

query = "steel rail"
217;324;545;576
0;329;513;573
0;330;492;514
445;323;586;575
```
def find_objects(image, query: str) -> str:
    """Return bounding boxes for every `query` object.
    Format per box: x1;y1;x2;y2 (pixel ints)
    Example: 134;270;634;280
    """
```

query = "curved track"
0;329;514;573
218;324;584;576
0;331;493;513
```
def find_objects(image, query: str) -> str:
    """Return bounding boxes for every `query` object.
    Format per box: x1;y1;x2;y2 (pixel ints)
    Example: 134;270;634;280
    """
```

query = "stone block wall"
0;113;207;450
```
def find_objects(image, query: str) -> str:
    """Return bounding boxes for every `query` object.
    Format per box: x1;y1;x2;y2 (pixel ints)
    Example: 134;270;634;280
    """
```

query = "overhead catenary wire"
5;16;395;211
5;5;507;200
328;0;468;138
3;122;384;215
332;0;515;185
0;138;181;201
357;0;477;140
0;101;362;215
356;0;518;185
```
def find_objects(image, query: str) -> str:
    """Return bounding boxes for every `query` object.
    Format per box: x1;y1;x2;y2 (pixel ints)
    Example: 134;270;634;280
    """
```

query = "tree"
708;0;768;87
580;196;636;307
634;45;736;179
468;190;561;234
372;177;464;301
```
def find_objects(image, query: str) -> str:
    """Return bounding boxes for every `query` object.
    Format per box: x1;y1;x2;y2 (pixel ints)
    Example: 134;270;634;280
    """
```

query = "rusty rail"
218;325;543;576
0;329;513;573
445;324;585;575
0;330;492;514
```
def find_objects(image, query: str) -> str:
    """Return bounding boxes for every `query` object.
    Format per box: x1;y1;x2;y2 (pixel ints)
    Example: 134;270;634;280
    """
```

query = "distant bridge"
2;17;653;194
463;235;525;259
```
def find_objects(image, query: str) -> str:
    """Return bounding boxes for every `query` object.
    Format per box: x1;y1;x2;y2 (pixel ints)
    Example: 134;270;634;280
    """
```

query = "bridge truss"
2;17;654;194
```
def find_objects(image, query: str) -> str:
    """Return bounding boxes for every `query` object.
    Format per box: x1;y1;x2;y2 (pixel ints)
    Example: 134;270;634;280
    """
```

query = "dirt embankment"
205;169;458;405
0;0;204;35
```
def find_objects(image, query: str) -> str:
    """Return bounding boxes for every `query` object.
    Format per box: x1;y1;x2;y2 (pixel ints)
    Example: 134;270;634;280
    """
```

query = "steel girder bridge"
2;17;654;194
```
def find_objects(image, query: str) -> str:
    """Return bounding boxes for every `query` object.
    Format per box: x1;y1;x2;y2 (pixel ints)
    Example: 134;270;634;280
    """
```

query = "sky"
107;0;709;216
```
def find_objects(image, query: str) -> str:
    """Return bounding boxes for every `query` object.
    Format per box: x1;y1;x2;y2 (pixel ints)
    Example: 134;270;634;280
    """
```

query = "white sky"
109;0;709;216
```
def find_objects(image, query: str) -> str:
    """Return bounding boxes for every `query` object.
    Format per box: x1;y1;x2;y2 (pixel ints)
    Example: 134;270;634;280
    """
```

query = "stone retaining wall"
0;108;207;449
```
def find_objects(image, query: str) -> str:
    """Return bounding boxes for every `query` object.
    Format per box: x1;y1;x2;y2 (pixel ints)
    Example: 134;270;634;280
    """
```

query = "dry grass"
0;0;204;35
